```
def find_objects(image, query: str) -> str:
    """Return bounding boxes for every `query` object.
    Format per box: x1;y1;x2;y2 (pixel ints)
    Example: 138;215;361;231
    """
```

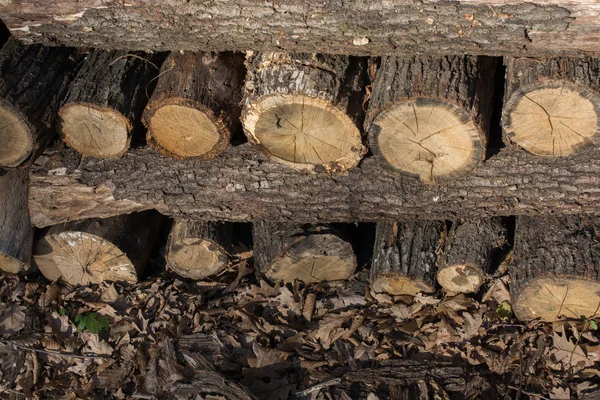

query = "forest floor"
0;250;599;400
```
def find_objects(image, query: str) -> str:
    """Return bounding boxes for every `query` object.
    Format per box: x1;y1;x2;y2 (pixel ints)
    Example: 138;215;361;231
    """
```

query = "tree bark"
143;51;244;160
57;49;160;159
242;52;365;173
366;55;498;183
371;220;445;296
0;37;81;168
166;220;234;280
502;56;600;156
511;215;600;322
252;222;357;284
2;1;600;58
26;144;600;227
0;168;34;274
437;218;509;294
33;211;163;285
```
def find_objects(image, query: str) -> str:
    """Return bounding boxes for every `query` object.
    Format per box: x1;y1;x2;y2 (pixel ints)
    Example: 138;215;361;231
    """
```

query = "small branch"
294;378;341;398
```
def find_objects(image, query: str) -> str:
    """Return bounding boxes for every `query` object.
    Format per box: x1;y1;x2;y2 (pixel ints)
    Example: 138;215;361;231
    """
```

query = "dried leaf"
552;326;595;370
550;387;570;399
0;303;25;335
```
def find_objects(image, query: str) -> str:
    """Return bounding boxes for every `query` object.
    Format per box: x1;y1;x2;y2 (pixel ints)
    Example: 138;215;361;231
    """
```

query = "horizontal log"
29;143;600;227
2;1;600;57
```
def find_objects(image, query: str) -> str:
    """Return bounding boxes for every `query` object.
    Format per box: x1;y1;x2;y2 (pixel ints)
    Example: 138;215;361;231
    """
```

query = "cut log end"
369;99;483;183
371;273;434;296
58;104;131;159
0;253;29;274
147;102;229;159
503;82;600;156
244;95;364;172
168;238;228;280
514;277;600;321
437;263;485;294
0;103;33;167
262;233;356;284
33;231;138;285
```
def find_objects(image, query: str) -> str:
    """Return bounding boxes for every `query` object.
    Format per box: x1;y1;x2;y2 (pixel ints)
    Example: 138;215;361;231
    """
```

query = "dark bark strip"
27;143;600;227
0;1;597;58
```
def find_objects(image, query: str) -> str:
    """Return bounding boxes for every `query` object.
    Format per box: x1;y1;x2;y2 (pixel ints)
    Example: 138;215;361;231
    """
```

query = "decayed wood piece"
57;49;159;159
2;1;600;58
242;52;365;172
143;51;244;160
371;220;445;296
27;144;600;227
366;55;498;183
166;220;233;279
437;218;509;294
511;215;600;322
0;37;80;168
33;211;162;285
502;57;600;156
252;222;357;284
0;169;34;273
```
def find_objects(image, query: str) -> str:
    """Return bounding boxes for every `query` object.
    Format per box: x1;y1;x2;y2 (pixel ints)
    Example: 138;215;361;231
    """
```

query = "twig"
569;301;600;365
295;378;341;398
508;386;552;400
6;342;110;359
109;54;159;69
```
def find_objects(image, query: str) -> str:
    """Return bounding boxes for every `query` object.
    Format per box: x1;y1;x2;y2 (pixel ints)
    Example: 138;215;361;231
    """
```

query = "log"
511;215;600;322
371;220;445;296
252;222;357;284
166;220;233;280
242;52;365;173
366;55;498;183
0;168;34;273
437;218;509;294
502;57;600;156
26;144;600;227
143;51;244;160
2;1;600;58
57;49;159;159
0;37;81;168
33;211;163;285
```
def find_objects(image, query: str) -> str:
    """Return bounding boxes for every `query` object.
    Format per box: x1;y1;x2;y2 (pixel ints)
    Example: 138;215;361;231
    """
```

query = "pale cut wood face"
0;253;27;274
0;104;32;167
168;238;227;280
515;277;600;321
437;263;485;294
59;104;129;158
373;100;480;183
507;87;598;156
151;105;220;158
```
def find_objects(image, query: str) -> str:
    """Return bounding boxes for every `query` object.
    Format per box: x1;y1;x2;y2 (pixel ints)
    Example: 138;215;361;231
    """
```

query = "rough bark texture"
0;37;81;167
166;220;234;280
2;1;600;57
57;49;160;158
27;144;600;227
502;56;600;155
143;51;244;160
366;55;498;178
0;168;34;273
252;222;357;284
437;218;509;294
371;220;445;295
511;215;600;321
242;52;365;172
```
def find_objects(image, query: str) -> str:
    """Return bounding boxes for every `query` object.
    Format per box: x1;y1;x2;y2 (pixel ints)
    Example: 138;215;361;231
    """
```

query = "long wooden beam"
1;1;600;57
29;144;600;227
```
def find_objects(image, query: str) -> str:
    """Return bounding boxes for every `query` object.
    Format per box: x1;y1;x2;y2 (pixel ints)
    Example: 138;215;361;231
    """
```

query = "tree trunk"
252;222;357;284
57;49;160;159
143;51;244;160
502;57;600;156
242;52;365;173
33;211;163;285
511;215;600;322
26;144;600;227
371;220;445;296
437;218;509;294
2;1;599;58
166;220;234;280
0;37;81;168
366;55;498;183
0;168;34;273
